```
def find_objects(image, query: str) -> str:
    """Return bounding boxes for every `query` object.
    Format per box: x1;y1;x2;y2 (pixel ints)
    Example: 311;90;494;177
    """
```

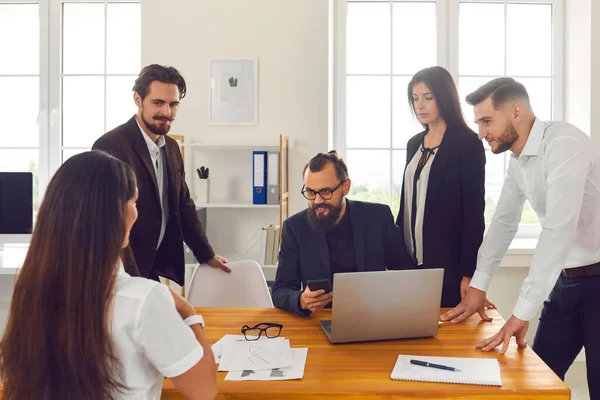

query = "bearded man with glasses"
272;151;415;317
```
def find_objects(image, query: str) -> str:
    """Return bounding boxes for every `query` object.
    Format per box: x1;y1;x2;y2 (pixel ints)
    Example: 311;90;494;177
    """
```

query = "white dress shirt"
403;146;436;265
136;119;169;248
471;118;600;321
112;264;204;399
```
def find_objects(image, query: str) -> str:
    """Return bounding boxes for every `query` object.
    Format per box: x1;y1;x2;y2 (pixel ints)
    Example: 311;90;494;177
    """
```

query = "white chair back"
187;260;274;308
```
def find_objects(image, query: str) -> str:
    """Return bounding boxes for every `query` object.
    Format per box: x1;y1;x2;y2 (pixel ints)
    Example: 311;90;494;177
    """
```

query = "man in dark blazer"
93;64;229;285
272;151;415;317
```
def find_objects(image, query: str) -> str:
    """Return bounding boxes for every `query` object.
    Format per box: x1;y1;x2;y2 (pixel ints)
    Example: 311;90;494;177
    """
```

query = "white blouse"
111;265;204;399
403;145;437;266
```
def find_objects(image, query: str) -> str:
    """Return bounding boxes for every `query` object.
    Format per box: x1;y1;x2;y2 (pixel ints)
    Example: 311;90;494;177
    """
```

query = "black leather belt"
563;262;600;277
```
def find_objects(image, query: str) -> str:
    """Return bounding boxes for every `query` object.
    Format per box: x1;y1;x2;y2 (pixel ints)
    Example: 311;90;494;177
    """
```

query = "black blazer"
272;200;414;316
92;116;215;285
396;124;485;307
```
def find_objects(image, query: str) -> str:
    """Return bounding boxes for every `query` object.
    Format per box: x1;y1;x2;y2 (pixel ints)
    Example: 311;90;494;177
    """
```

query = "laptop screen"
0;172;33;234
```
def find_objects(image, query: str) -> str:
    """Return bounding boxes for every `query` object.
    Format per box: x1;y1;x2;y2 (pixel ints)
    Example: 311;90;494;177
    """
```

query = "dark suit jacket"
272;200;414;316
396;124;485;307
92;116;214;285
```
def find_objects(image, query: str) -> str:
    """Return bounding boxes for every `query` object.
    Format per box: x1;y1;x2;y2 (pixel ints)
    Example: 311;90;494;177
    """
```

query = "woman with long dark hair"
397;66;495;309
0;151;216;400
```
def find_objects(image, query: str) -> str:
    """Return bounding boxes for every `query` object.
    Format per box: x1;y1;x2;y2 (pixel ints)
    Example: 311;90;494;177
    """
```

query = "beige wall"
140;0;329;265
590;0;600;143
565;0;591;135
141;0;329;215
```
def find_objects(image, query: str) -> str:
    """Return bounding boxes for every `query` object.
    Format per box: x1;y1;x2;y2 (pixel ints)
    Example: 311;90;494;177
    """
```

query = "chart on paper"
218;338;293;371
226;348;308;381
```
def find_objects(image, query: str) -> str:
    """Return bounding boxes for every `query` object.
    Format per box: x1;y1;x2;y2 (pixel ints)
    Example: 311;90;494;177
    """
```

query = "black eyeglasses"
301;180;346;201
241;322;283;341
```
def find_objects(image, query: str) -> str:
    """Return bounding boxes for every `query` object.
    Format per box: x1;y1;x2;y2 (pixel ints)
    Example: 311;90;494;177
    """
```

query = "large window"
0;3;41;207
60;2;140;162
0;0;140;211
335;0;562;236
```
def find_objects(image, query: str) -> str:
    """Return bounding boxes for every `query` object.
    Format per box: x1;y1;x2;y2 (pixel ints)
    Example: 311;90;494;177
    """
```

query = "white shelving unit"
178;135;290;282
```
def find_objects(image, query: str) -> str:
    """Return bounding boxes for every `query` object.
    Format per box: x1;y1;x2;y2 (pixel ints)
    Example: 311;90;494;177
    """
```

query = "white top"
112;264;203;399
136;118;169;248
403;145;436;265
471;118;600;321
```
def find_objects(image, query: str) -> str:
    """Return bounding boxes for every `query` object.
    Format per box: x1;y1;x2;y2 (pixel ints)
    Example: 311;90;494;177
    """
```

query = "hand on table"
476;315;529;354
441;287;492;323
460;276;497;310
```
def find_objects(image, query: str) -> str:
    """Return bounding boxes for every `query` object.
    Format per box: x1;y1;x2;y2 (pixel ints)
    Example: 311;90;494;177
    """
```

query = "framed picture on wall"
209;58;258;125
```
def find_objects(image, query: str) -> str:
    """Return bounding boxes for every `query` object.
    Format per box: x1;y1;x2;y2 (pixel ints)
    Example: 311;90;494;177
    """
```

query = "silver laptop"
319;269;444;344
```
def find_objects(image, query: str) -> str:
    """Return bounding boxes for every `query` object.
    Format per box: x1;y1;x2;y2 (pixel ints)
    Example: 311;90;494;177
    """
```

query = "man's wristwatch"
183;315;205;328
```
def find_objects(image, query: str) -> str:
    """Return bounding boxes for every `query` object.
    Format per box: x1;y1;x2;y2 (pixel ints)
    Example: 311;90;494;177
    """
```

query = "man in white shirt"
441;77;600;399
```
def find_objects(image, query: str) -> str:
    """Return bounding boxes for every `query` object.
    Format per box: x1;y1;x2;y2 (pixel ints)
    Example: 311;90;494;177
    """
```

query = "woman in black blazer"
396;66;494;308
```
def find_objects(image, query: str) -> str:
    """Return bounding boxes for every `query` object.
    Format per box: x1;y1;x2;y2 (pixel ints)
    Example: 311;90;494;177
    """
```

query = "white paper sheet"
225;348;308;381
211;334;286;364
212;335;250;364
391;355;502;386
218;338;292;372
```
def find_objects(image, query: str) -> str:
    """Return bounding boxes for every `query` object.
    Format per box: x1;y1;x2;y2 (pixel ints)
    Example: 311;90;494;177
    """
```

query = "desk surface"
162;308;569;400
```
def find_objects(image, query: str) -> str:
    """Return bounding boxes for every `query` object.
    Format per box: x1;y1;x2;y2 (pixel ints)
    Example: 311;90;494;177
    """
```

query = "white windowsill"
500;238;537;267
0;237;537;277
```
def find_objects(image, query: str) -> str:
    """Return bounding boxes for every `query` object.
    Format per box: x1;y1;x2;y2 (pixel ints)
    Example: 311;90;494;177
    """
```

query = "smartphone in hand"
306;279;333;293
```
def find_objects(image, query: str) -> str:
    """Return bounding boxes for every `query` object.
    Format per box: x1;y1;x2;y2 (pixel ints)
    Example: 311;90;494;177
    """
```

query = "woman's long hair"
0;151;137;400
407;66;469;130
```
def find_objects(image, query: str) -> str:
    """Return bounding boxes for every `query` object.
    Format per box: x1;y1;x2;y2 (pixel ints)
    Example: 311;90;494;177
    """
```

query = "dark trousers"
440;282;461;308
420;264;462;308
532;273;600;400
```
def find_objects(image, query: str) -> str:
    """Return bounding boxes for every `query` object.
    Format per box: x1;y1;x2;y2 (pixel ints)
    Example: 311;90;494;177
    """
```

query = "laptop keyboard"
320;320;332;337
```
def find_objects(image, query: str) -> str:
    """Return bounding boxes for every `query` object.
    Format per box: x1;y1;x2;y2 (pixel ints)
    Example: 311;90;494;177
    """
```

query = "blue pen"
410;359;461;372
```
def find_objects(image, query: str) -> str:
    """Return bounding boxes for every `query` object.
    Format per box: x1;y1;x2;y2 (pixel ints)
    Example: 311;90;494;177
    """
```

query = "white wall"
567;0;600;144
565;0;591;135
141;0;329;215
141;0;329;264
590;0;600;143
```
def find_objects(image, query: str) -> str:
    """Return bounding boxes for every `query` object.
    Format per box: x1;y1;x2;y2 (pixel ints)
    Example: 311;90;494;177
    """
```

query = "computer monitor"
0;172;33;234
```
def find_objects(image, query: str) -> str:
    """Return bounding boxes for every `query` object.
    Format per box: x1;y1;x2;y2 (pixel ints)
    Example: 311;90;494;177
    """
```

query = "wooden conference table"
161;308;569;399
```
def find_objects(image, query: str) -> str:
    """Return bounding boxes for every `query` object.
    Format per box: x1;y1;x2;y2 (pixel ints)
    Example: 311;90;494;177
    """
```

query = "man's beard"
307;201;343;232
142;109;173;136
492;122;519;154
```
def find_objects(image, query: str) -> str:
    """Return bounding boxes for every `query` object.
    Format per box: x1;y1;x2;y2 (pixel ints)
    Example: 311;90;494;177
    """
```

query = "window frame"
0;0;140;206
49;0;140;185
0;0;48;207
333;0;564;237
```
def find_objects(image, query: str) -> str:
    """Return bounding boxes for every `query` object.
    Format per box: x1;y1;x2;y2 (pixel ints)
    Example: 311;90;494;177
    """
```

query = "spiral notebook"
391;355;502;386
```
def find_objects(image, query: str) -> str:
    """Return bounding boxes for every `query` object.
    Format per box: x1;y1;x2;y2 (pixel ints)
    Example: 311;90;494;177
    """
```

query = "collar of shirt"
513;117;545;160
135;117;166;155
117;258;129;277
